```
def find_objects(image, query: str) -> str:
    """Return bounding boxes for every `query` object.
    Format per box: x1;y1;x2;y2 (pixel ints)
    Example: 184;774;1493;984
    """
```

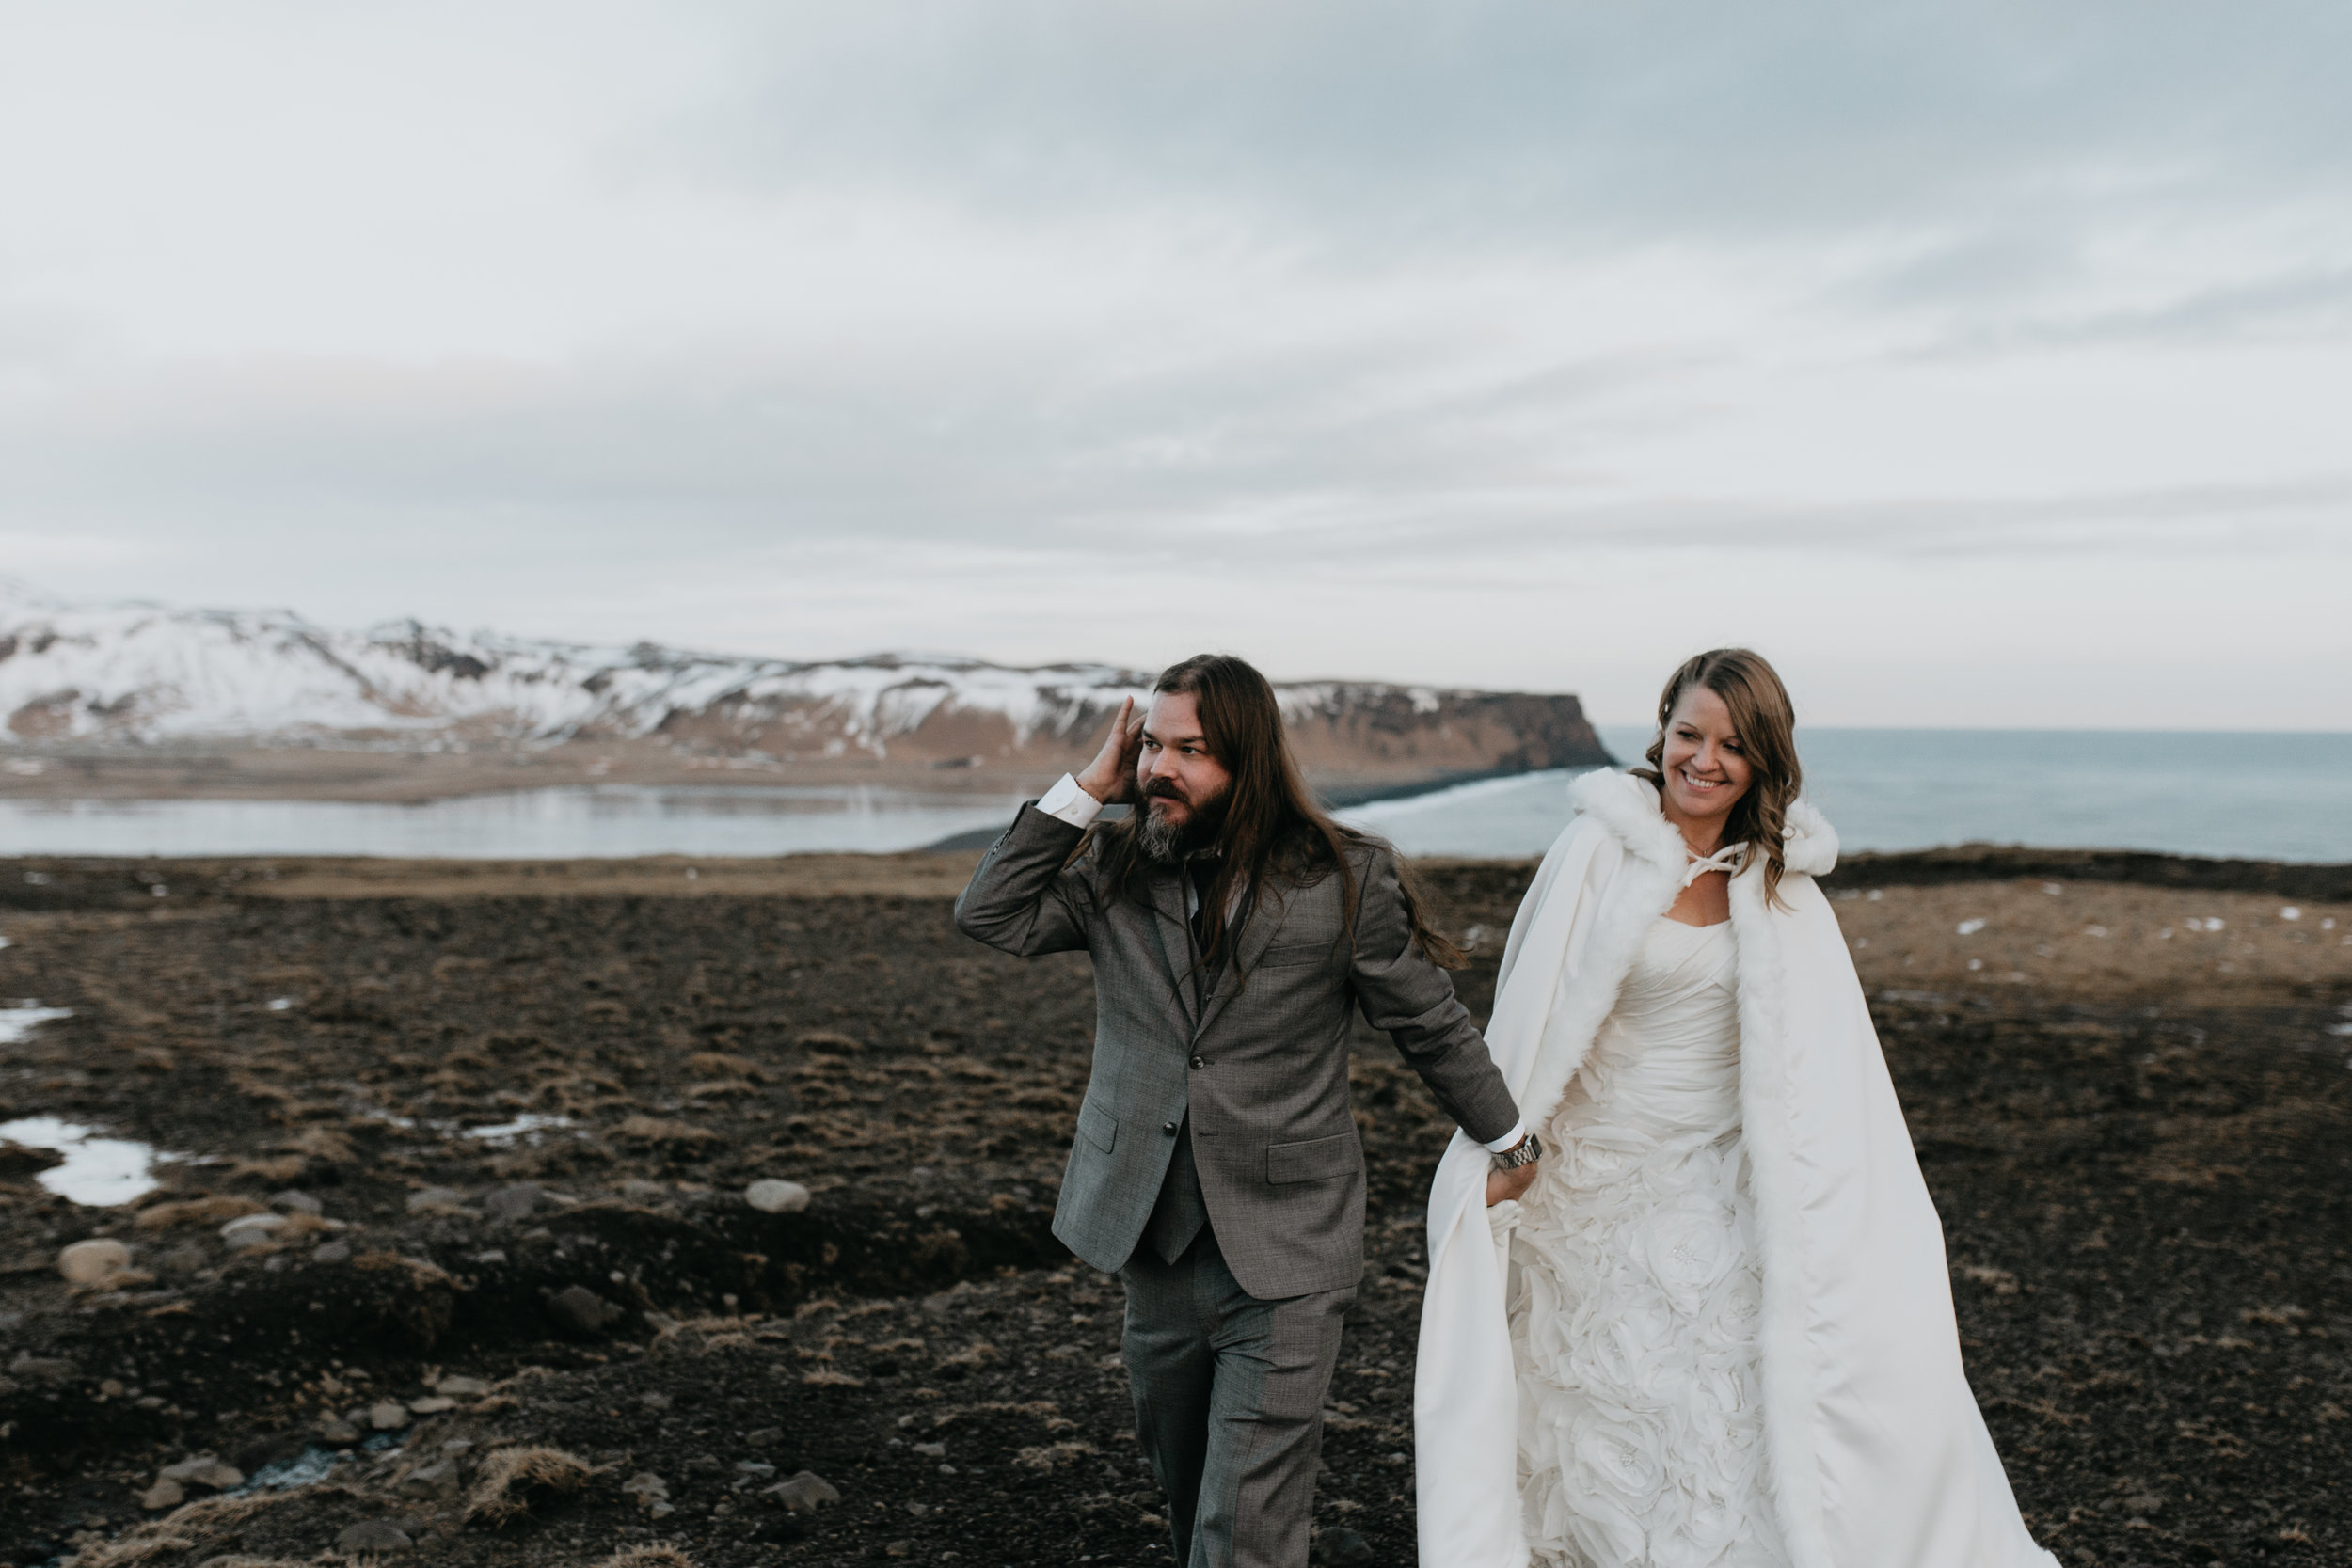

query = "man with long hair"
956;653;1541;1568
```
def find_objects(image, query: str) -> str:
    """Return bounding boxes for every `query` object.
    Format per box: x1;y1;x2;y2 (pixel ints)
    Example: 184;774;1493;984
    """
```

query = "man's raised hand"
1075;695;1146;805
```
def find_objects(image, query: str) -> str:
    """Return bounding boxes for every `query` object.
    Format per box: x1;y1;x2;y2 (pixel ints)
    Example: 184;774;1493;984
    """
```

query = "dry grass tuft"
464;1445;594;1527
615;1115;723;1147
66;1492;293;1567
594;1549;697;1568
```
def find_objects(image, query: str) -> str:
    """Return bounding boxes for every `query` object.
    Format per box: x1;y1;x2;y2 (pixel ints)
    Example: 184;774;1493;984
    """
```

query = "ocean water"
1343;727;2352;863
0;731;2343;863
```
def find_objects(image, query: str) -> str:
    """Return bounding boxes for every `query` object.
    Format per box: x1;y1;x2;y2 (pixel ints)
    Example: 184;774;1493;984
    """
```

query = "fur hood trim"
1566;768;1839;880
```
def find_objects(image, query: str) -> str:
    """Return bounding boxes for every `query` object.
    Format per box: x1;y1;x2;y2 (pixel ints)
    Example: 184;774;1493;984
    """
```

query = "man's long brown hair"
1081;653;1465;975
1631;647;1803;908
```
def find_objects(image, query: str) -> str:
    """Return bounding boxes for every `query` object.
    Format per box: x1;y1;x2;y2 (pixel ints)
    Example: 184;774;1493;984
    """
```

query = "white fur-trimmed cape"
1414;770;2058;1568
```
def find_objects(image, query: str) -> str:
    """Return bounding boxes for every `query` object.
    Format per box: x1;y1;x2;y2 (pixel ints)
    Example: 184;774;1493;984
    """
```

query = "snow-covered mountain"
0;583;1610;779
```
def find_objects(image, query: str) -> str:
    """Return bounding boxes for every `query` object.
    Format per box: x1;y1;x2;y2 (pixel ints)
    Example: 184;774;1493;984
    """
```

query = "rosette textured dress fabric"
1508;915;1788;1566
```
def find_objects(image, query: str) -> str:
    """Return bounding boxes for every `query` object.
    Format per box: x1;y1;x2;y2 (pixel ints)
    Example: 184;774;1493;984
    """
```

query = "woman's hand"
1486;1161;1537;1207
1075;695;1146;805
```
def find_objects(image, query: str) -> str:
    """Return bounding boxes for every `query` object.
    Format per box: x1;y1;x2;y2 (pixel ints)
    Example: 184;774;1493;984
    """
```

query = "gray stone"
736;1460;777;1480
767;1470;842;1514
312;1240;352;1263
156;1243;209;1274
745;1425;783;1446
269;1189;323;1215
1313;1527;1375;1566
406;1395;456;1414
911;1441;946;1459
547;1283;623;1336
395;1456;462;1498
58;1238;134;1286
137;1477;183;1511
744;1179;811;1214
405;1186;469;1213
219;1212;288;1249
160;1454;243;1489
316;1416;363;1448
482;1183;542;1223
366;1400;411;1431
434;1374;492;1397
621;1179;667;1201
9;1353;78;1386
336;1520;414;1551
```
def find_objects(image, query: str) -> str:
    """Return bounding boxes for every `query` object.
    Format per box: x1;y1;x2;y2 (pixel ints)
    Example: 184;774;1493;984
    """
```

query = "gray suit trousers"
1121;1216;1355;1568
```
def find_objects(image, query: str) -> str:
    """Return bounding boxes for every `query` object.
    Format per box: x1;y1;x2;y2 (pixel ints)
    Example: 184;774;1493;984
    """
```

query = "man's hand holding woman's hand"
1076;695;1147;805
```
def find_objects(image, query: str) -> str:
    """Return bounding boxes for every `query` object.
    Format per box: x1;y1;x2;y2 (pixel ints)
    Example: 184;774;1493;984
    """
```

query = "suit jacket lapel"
1143;866;1200;1030
1192;884;1288;1041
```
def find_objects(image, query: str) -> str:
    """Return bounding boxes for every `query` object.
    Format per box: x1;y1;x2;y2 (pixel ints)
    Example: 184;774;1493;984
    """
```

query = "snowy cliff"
0;584;1610;780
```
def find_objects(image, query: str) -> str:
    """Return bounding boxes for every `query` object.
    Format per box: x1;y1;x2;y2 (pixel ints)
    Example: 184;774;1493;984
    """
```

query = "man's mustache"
1142;778;1188;804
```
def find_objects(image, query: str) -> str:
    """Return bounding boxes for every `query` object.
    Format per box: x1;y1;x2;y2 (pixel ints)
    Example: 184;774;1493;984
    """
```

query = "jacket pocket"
1265;1131;1358;1184
1076;1101;1119;1153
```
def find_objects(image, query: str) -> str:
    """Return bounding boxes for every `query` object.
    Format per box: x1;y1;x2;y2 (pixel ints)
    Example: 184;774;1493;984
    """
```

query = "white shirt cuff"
1037;773;1105;829
1481;1119;1530;1155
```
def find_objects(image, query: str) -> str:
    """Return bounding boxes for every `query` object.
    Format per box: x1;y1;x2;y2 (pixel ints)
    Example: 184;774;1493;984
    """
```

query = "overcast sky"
2;2;2347;728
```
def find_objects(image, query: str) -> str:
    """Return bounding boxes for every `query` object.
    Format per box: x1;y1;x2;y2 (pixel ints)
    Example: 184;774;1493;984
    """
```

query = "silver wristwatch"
1490;1132;1544;1171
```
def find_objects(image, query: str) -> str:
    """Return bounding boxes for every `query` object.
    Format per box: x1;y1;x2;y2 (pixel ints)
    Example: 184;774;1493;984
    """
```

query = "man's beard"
1136;786;1228;864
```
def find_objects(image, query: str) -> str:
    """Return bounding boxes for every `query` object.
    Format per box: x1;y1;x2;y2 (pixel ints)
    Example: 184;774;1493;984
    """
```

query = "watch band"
1489;1131;1544;1171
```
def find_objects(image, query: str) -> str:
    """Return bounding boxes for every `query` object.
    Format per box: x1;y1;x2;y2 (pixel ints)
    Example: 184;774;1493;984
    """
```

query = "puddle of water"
0;1114;171;1205
0;1003;72;1044
236;1445;342;1493
461;1113;573;1145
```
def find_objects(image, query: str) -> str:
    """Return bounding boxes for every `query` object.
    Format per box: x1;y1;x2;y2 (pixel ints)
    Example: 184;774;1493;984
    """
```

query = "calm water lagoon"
0;731;2344;863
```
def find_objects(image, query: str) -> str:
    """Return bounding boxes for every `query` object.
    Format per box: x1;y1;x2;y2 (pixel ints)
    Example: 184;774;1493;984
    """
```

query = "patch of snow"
0;1114;175;1206
0;1003;72;1043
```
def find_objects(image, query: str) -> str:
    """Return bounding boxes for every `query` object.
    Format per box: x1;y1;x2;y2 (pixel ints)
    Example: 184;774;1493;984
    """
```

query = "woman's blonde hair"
1633;648;1803;907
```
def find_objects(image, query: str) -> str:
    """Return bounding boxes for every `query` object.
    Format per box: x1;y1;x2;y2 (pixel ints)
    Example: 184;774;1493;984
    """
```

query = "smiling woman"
1632;649;1803;919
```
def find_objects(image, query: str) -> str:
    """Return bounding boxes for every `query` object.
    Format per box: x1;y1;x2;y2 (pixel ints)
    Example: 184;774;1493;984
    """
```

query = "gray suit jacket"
954;802;1521;1299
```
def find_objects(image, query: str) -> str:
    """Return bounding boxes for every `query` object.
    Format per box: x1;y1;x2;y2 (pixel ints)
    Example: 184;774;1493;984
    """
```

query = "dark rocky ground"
0;854;2344;1567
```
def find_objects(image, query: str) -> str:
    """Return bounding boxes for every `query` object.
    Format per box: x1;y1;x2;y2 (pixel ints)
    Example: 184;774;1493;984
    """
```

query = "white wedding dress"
1504;914;1788;1568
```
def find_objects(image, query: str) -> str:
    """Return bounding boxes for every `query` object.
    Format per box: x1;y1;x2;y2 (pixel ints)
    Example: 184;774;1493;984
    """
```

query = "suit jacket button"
1189;1054;1206;1070
1162;1120;1178;1135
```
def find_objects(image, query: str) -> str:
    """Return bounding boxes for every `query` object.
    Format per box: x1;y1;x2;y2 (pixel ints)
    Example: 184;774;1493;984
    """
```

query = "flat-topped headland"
0;847;2344;1564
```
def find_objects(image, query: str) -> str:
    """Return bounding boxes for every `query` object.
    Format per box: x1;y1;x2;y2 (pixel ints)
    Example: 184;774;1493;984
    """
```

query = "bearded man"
955;653;1542;1568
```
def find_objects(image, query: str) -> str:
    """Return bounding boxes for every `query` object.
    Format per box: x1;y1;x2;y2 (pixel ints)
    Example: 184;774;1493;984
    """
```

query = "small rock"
269;1190;324;1215
482;1183;542;1224
1314;1526;1375;1566
313;1240;352;1263
405;1186;469;1213
767;1470;842;1514
396;1456;462;1498
156;1243;209;1274
745;1425;783;1446
367;1401;412;1431
406;1395;457;1415
316;1417;363;1448
58;1238;135;1286
137;1478;183;1511
737;1460;777;1480
640;1391;673;1410
219;1212;288;1249
622;1471;672;1513
336;1520;414;1552
621;1179;667;1200
160;1454;244;1490
744;1179;811;1214
15;1351;86;1385
434;1375;492;1398
547;1283;622;1336
911;1441;946;1459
